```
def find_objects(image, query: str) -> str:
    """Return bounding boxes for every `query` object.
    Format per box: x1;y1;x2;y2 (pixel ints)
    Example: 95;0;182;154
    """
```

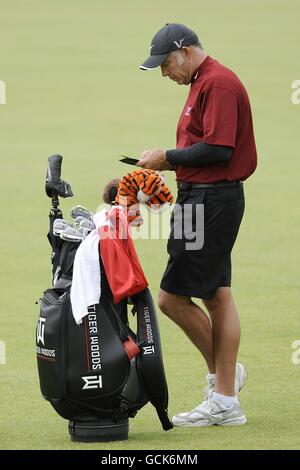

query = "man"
137;23;257;427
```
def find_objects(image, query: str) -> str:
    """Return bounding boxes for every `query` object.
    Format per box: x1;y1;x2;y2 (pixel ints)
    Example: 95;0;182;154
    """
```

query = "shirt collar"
191;55;213;83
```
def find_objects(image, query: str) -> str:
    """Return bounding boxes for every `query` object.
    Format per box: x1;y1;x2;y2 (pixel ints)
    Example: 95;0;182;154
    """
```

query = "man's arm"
137;142;232;170
166;141;233;166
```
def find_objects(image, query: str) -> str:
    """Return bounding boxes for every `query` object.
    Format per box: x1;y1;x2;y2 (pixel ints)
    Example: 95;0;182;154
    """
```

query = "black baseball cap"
140;23;199;70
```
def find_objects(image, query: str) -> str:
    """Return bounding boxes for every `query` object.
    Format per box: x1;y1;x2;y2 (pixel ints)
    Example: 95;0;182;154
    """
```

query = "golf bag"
36;155;173;441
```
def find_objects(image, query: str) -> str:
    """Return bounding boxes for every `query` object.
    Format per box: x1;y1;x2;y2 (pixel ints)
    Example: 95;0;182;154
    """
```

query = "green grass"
1;0;300;450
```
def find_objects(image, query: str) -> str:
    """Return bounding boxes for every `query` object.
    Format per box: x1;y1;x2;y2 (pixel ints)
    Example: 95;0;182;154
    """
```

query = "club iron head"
70;205;93;221
53;219;73;236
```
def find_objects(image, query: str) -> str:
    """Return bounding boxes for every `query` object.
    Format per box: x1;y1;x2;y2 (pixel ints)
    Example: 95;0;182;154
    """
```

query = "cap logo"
174;38;184;48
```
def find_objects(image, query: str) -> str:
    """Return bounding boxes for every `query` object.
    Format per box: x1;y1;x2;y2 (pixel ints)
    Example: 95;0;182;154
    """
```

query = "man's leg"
203;286;240;397
158;288;215;373
162;285;247;427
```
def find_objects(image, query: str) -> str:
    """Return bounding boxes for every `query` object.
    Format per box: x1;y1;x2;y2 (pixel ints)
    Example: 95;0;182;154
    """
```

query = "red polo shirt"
175;56;257;183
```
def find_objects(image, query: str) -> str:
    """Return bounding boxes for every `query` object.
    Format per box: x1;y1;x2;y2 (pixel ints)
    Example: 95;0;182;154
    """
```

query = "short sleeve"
201;87;238;148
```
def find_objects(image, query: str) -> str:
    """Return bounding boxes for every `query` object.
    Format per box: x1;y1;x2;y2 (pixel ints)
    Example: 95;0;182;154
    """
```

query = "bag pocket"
36;288;68;401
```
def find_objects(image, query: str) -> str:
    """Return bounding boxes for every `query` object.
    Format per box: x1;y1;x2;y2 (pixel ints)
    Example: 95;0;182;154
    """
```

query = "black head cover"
45;154;73;198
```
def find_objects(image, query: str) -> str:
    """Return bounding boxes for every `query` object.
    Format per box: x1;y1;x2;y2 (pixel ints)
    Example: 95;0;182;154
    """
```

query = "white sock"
212;392;235;409
207;373;216;384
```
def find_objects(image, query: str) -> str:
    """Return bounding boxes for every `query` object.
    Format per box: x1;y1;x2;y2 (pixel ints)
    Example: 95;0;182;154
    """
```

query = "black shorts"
160;182;245;300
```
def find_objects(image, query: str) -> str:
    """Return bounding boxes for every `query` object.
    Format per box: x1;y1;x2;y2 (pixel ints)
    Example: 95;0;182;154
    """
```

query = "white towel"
70;208;108;324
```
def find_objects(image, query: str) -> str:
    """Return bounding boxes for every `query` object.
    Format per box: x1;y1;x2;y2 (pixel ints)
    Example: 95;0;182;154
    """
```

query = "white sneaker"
172;398;247;427
204;362;248;398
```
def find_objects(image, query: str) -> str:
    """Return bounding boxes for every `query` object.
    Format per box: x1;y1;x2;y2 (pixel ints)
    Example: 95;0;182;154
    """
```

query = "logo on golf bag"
84;308;103;371
142;345;155;355
82;375;103;390
143;306;155;350
36;316;56;360
37;317;46;345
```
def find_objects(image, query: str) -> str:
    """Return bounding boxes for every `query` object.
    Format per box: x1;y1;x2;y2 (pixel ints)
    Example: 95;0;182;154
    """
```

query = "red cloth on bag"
99;206;148;304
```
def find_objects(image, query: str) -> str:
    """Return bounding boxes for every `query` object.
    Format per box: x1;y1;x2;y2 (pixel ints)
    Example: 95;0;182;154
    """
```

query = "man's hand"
137;149;168;170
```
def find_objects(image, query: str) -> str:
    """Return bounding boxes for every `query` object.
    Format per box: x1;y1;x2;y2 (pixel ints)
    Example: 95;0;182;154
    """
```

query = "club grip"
47;154;63;182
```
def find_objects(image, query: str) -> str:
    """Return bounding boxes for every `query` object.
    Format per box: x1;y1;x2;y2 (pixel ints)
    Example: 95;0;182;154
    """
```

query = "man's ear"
182;46;192;60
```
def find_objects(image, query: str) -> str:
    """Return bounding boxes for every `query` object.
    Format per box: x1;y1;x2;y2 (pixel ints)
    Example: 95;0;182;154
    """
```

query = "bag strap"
101;296;140;360
133;288;173;431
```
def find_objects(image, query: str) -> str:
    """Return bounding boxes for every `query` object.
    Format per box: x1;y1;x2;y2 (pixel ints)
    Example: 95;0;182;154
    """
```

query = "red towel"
99;206;148;304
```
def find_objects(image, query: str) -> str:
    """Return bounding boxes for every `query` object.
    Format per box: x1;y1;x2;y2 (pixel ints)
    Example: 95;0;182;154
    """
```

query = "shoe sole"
172;416;247;427
217;416;247;426
172;420;215;427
